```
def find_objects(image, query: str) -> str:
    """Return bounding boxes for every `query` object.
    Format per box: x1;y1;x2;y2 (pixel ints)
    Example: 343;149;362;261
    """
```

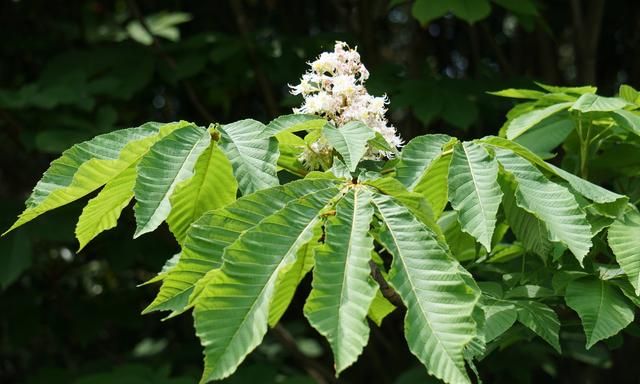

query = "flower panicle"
290;41;403;170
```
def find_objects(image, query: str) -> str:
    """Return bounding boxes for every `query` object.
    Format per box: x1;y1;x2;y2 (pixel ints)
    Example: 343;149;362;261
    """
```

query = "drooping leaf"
218;119;279;195
499;174;554;259
565;277;635;349
513;113;574;155
193;181;343;382
395;134;453;191
166;144;237;243
6;121;188;234
372;193;479;384
515;301;561;352
505;102;573;140
608;209;640;295
494;149;592;264
619;84;640;104
570;94;631;112
448;142;502;250
304;187;377;374
323;121;375;172
546;163;628;217
133;125;211;238
612;109;640;137
268;223;321;326
75;165;136;250
480;297;517;342
144;179;337;315
449;0;491;24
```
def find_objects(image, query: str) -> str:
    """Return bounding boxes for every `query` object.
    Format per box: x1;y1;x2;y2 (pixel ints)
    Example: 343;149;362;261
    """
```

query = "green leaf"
565;277;635;349
372;193;479;384
218;119;280;195
438;211;477;262
75;165;136;250
500;174;553;259
396;134;453;191
6;121;188;234
304;188;377;374
488;88;545;99
570;94;631;112
494;149;592;264
515;301;561;352
450;0;491;24
194;181;343;382
275;131;306;176
480;297;517;342
546;163;628;216
505;102;573;140
323;121;376;172
612;109;640;137
368;288;396;326
133;125;211;238
268;224;321;326
166;144;237;243
480;136;556;174
608;209;640;295
411;0;449;26
448;142;502;250
535;83;597;95
261;114;326;138
144;179;336;315
619;84;640;104
513;114;574;155
364;177;438;234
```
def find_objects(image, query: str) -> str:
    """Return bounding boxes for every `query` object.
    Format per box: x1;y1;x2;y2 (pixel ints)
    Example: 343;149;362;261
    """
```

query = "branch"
369;261;404;309
271;324;337;384
125;0;215;123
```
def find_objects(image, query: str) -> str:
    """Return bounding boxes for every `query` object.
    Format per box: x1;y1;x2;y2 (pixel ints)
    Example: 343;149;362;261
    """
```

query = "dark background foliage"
2;1;640;383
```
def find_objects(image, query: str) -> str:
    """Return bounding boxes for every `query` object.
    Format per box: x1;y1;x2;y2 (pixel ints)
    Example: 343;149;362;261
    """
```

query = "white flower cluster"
290;41;402;170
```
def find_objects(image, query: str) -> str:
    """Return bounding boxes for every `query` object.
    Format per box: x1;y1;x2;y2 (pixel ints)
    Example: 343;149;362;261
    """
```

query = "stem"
369;261;404;308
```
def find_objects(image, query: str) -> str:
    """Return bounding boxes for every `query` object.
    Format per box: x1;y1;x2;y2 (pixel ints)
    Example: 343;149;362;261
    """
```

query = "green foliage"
5;51;640;383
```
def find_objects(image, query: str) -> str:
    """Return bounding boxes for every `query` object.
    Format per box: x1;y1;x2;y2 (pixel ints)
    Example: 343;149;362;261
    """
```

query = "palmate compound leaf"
304;187;377;374
565;277;635;349
218;119;280;195
133;124;212;238
372;193;480;384
448;141;502;251
193;180;344;382
166;143;238;244
5;121;190;235
492;148;592;264
608;208;640;295
143;179;337;315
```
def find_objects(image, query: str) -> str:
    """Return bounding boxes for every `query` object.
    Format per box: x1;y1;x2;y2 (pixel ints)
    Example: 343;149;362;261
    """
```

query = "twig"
271;324;337;384
126;0;214;123
369;261;404;308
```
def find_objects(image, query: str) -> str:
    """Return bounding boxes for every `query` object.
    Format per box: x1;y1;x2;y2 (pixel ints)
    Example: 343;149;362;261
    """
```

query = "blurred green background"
2;1;640;383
